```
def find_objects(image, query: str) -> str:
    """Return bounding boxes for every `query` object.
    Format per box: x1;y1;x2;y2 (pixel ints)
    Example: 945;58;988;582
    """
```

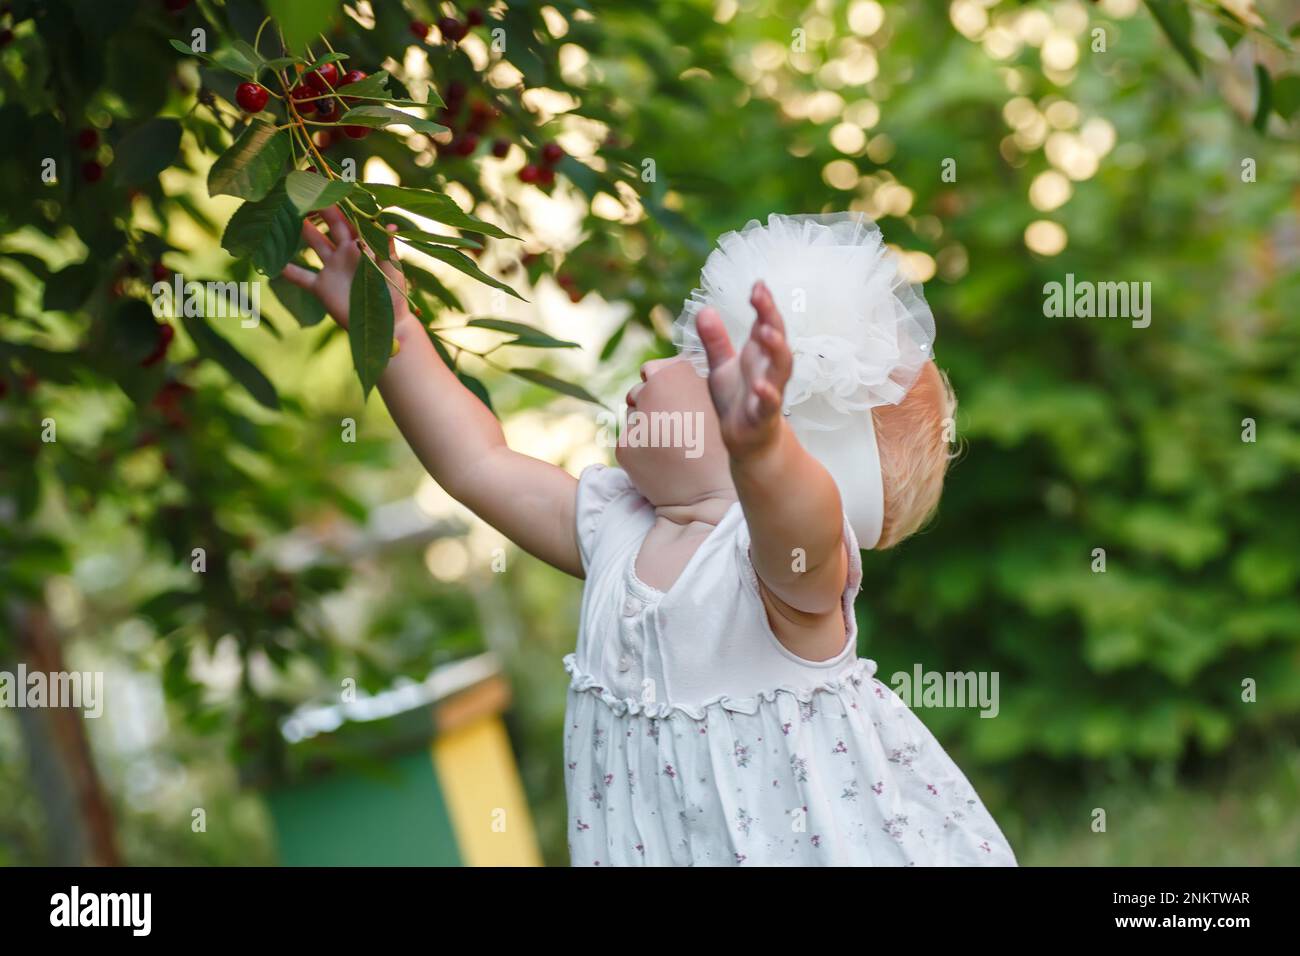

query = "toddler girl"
282;210;1017;866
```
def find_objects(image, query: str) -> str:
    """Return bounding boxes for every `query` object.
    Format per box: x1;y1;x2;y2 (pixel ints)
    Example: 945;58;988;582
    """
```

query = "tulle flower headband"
672;212;937;549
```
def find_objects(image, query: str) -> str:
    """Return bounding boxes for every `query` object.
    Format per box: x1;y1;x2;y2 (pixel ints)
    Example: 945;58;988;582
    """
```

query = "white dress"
562;464;1018;866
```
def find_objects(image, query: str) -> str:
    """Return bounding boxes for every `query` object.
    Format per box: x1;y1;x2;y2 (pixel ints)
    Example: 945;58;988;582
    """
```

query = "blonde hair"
870;361;957;550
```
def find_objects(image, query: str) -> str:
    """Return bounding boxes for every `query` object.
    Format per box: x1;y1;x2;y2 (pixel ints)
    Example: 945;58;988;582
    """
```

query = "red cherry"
466;9;485;27
409;19;430;40
467;102;496;134
151;261;170;282
339;70;367;106
314;98;339;121
538;167;556;187
491;138;510;158
81;160;103;183
305;62;339;92
541;142;565;165
235;82;269;112
557;274;576;288
567;288;583;303
452;133;479;156
77;128;99;151
519;164;541;183
438;17;468;42
445;80;467;105
141;324;175;367
343;125;370;139
289;84;316;114
314;130;334;149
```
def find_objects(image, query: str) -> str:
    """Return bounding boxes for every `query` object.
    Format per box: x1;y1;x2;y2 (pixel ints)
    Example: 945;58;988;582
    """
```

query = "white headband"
672;212;937;549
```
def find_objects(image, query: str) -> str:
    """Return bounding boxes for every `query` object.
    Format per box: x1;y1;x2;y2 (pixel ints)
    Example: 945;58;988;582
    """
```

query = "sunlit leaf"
465;318;578;348
208;120;290;201
508;367;602;405
284;170;356;213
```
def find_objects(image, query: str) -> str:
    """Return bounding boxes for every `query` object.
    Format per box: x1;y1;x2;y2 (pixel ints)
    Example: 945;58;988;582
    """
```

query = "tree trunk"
7;602;121;866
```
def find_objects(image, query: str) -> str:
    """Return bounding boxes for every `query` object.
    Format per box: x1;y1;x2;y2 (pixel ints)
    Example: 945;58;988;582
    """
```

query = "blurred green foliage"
2;0;1299;864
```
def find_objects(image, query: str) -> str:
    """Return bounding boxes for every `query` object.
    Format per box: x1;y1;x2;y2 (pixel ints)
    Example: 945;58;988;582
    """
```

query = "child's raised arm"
280;207;583;578
695;282;848;619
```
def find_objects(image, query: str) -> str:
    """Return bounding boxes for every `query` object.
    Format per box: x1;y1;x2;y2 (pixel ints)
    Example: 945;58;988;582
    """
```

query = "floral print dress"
563;464;1017;866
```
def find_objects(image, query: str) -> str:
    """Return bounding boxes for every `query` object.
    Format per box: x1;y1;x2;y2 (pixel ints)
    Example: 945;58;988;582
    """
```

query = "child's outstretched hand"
279;206;412;329
695;280;792;458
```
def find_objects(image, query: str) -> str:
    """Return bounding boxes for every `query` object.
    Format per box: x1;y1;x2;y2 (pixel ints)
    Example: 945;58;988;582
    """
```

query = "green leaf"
599;320;628;360
271;275;327;327
169;38;215;63
212;46;259;79
1273;73;1300;119
429;328;456;368
180;313;279;410
347;255;395;398
1144;0;1201;77
233;39;266;67
508;367;602;405
364;183;517;239
221;183;303;276
393;231;483;251
268;0;340;53
354;215;393;263
42;261;100;311
1253;64;1273;133
337;70;391;98
338;105;448;136
465;318;578;348
114;119;182;187
305;51;349;72
418;246;525;301
284;170;356;213
459;373;495;415
208;120;291;201
406;264;463;312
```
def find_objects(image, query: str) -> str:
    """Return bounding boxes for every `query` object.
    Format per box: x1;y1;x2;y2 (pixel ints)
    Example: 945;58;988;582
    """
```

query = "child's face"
615;356;733;505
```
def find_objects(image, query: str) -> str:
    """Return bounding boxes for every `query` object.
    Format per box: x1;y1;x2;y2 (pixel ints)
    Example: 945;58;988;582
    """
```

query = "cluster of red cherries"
436;79;566;182
234;60;373;145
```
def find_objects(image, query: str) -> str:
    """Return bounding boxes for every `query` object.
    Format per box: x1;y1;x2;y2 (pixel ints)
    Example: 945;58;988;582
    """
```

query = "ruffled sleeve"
574;463;638;573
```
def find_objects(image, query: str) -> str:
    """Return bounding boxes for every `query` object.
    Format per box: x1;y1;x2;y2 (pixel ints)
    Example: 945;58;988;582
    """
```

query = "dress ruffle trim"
562;652;878;721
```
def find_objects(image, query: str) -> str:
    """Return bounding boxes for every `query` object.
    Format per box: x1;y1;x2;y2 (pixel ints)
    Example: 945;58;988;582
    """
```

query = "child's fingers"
757;322;793;387
280;263;318;290
750;280;787;337
319;205;356;246
696;306;736;372
751;378;783;420
300;220;334;259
